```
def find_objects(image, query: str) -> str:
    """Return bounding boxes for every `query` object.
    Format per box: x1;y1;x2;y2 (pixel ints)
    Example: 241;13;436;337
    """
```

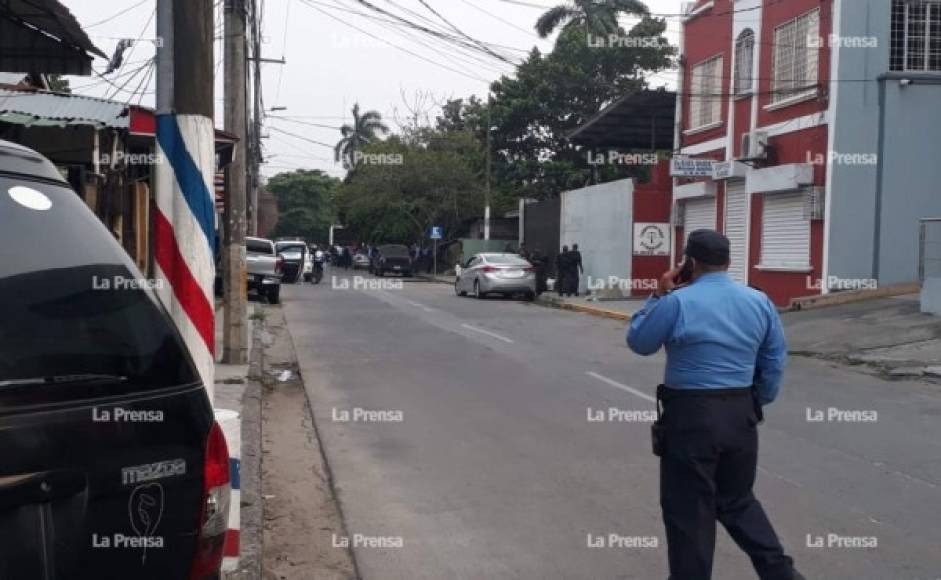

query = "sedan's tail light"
189;421;231;580
524;267;535;273
482;266;499;273
275;256;284;274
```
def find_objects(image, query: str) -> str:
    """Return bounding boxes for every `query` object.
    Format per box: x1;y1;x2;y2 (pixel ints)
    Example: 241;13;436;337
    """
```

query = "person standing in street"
627;229;804;580
570;243;584;297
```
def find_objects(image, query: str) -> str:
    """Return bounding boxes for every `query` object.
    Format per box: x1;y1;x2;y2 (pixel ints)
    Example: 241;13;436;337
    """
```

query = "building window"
759;192;811;270
771;9;820;102
689;55;723;130
734;29;755;95
891;0;941;72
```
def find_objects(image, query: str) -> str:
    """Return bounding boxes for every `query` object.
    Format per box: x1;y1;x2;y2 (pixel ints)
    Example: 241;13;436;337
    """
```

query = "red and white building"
672;0;832;306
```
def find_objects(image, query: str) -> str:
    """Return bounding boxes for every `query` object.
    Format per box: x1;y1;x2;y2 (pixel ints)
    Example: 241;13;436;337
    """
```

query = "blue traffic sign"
429;226;443;240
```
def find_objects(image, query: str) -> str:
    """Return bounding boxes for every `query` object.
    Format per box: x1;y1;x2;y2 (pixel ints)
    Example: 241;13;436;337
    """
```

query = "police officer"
627;229;804;580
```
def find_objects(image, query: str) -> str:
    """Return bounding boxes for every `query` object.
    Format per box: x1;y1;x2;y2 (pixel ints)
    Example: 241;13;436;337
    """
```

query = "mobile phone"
674;259;694;285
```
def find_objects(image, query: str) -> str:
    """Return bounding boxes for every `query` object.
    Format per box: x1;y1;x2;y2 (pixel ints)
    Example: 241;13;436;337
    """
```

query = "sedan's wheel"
474;279;484;299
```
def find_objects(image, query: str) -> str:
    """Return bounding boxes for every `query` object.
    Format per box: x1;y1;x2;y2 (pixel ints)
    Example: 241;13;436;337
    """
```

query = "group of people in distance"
515;243;583;297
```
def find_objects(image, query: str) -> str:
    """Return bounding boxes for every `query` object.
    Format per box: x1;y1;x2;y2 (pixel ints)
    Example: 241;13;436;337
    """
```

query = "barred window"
891;0;941;71
734;29;756;95
689;55;723;129
771;9;820;102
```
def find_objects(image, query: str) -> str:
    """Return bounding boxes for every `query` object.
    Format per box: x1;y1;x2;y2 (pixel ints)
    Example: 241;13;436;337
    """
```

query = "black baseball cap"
684;229;730;266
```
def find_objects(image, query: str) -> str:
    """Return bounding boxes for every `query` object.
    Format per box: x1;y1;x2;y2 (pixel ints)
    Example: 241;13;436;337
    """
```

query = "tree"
334;103;390;168
535;0;650;38
337;132;485;244
267;170;340;242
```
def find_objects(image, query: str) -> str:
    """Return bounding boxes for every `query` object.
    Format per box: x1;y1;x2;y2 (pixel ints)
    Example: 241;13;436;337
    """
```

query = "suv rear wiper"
0;374;128;389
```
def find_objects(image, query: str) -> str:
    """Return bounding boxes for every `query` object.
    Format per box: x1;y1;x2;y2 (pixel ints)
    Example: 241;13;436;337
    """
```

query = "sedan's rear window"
0;176;200;395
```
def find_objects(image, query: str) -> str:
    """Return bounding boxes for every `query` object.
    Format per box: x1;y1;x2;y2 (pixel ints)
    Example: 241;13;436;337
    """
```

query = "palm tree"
334;103;390;168
535;0;650;39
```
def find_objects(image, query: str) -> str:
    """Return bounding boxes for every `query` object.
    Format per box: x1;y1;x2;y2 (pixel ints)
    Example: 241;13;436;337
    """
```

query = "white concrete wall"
560;178;634;294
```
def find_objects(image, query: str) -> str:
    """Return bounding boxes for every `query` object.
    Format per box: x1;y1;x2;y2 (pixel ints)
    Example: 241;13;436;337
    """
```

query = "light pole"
329;224;345;246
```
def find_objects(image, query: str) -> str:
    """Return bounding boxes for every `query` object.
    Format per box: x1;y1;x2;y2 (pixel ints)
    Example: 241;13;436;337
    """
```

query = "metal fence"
918;218;941;281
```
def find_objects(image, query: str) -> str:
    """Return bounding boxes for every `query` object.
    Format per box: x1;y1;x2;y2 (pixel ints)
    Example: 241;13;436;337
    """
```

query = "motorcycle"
312;249;325;284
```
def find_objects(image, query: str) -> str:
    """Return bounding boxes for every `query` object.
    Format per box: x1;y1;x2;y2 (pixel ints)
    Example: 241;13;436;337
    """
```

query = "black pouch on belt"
651;384;666;457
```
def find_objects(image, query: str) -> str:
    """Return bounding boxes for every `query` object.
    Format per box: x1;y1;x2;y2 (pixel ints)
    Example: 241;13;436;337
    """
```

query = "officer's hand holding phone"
654;259;693;298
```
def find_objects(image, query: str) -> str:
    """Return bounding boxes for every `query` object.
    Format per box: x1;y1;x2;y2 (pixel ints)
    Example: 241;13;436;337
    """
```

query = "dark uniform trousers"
658;386;795;580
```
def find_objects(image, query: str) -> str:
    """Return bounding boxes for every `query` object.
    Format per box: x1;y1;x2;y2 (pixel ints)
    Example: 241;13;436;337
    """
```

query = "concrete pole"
223;0;249;364
155;0;218;398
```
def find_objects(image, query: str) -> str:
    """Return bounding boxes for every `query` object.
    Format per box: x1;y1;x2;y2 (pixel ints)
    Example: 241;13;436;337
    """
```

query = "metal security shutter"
683;197;716;236
725;182;749;282
760;192;810;269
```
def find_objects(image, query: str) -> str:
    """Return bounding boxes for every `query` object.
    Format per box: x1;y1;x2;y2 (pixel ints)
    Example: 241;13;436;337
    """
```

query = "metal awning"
0;89;129;128
568;89;676;150
0;0;106;75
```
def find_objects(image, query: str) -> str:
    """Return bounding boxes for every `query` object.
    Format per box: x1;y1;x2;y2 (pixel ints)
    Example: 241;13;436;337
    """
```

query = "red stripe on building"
153;211;216;354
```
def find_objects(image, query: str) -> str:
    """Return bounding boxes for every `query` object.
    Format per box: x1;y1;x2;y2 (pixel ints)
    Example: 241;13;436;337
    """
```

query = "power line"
268;126;336;148
83;0;151;29
297;0;494;83
414;0;516;64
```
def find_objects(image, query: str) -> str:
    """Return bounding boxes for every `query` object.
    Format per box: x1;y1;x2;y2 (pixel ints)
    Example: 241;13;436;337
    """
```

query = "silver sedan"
454;253;536;300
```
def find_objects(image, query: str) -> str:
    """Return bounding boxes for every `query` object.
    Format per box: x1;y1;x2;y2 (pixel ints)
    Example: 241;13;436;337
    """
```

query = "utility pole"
154;0;218;398
223;0;249;364
248;0;262;236
485;93;492;241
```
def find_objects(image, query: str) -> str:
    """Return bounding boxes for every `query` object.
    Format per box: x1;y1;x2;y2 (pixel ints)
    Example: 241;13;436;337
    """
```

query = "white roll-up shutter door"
760;192;810;269
725;181;749;282
683;197;716;238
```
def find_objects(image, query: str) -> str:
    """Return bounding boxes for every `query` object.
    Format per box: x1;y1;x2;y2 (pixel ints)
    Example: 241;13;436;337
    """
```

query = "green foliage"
267;169;340;243
334;103;390;168
535;0;651;38
337;131;486;244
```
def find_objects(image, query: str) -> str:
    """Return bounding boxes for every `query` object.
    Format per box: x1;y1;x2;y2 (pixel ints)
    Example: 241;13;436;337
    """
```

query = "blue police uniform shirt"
626;272;787;405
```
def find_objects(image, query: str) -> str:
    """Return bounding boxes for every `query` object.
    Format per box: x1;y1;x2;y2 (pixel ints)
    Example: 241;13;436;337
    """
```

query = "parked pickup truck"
247;236;283;303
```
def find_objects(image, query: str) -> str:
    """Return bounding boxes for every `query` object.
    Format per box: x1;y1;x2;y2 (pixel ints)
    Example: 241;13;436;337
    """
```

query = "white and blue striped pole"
154;0;217;401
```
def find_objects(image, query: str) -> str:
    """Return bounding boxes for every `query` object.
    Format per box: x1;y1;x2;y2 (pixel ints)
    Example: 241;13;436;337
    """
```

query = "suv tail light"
482;266;499;273
275;256;284;275
189;421;231;580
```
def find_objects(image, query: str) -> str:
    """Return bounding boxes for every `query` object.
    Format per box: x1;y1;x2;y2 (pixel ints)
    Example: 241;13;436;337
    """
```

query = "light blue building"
826;0;941;294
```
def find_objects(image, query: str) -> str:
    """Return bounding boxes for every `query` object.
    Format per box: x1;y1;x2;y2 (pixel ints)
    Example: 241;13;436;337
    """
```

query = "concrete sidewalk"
213;301;263;578
783;293;941;380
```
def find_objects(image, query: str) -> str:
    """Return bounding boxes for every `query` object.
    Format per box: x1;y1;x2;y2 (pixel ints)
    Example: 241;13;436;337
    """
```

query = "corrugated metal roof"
0;89;130;128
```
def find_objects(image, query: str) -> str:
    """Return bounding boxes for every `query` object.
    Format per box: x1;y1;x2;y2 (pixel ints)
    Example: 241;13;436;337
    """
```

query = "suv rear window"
247;239;274;255
0;176;200;397
379;245;410;257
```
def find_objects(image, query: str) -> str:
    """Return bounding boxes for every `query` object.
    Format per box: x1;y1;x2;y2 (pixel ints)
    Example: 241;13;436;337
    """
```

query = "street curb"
535;295;632;321
223;319;264;579
788;283;921;311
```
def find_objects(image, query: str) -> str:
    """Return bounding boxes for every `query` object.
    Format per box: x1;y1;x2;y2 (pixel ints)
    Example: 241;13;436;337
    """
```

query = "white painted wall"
560;178;634;294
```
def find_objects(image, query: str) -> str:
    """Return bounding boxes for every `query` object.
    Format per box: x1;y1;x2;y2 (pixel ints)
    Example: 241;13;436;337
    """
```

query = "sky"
61;0;685;179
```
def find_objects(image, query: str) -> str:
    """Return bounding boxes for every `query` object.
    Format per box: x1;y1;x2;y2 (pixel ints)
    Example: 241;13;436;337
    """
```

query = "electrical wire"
83;0;151;29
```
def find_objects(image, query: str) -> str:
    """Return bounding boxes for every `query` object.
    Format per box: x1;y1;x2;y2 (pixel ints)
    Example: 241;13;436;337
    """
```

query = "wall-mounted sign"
670;156;715;178
633;222;671;256
711;160;749;180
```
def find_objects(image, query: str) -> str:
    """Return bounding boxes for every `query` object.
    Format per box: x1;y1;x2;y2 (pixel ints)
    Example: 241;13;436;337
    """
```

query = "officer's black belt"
656;385;753;400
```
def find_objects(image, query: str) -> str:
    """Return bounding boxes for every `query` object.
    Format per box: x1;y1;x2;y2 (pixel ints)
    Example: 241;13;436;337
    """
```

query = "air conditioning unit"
740;130;769;160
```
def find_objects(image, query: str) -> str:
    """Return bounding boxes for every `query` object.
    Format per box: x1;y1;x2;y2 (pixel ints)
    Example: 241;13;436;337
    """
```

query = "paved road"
280;270;941;580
